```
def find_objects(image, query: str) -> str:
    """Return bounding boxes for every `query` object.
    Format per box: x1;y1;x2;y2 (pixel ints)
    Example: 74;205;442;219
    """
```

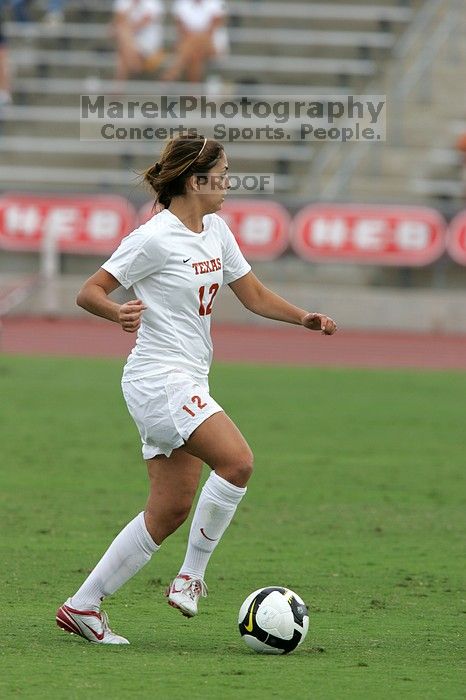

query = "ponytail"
143;134;223;208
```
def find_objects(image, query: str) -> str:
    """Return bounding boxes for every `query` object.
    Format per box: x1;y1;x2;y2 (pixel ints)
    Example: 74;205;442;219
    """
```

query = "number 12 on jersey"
198;283;219;316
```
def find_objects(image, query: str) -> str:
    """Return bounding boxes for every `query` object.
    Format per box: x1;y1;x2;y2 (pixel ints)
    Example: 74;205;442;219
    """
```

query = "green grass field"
0;355;464;699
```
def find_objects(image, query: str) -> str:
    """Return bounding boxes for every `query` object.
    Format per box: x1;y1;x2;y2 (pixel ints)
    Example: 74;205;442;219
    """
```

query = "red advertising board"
291;204;446;266
139;199;290;261
218;200;290;260
0;194;136;253
446;210;466;265
1;194;458;268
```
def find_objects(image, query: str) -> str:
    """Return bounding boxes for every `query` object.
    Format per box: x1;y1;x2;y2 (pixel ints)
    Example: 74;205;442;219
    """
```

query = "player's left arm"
229;271;337;335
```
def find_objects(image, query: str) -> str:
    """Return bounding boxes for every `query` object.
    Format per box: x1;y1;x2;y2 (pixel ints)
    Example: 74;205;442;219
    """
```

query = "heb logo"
219;200;290;261
291;205;446;266
446;211;466;265
0;194;136;253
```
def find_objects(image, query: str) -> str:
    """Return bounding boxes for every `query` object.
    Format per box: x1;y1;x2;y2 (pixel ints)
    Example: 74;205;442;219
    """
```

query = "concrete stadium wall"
2;273;466;334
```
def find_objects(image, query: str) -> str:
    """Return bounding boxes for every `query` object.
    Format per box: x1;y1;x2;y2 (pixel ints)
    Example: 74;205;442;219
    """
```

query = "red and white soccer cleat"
56;599;129;645
166;574;208;618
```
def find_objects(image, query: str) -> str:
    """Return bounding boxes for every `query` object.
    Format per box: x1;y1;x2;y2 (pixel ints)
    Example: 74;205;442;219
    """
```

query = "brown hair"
144;134;224;208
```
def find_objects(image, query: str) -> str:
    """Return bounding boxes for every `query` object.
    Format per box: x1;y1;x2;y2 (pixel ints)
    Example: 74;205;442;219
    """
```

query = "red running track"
1;317;465;370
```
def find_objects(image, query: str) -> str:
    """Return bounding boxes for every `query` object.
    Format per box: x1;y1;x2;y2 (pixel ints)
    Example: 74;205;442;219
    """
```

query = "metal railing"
305;0;459;201
0;275;40;317
0;275;41;349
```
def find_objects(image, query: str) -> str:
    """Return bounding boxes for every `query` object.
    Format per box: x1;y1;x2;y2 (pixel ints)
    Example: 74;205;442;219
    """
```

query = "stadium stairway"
305;0;466;209
0;0;419;199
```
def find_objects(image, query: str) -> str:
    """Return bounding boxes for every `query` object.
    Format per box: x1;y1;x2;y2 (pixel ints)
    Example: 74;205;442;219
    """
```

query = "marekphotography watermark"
80;94;386;143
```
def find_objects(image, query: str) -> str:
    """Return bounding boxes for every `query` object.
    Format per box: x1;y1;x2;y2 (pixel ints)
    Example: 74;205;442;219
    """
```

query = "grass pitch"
0;355;464;699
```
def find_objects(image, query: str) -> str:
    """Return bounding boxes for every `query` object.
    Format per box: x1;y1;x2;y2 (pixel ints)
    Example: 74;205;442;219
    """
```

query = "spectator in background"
456;131;466;199
43;0;69;26
0;12;11;104
163;0;228;83
113;0;165;82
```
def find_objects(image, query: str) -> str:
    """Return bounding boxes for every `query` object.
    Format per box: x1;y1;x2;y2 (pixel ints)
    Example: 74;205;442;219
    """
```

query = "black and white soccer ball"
238;586;309;654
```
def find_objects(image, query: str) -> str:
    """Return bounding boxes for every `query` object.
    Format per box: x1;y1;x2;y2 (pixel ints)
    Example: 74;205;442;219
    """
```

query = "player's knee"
224;447;254;487
241;447;254;482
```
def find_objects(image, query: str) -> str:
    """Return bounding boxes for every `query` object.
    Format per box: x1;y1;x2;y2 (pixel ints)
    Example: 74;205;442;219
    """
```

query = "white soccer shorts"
121;370;223;459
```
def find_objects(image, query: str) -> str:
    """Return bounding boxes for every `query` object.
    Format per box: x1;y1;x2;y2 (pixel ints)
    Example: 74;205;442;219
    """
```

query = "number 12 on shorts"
182;395;207;417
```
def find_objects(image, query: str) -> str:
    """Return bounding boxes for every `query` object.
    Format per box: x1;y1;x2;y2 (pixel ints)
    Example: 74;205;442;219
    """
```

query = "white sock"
179;471;247;580
70;512;159;611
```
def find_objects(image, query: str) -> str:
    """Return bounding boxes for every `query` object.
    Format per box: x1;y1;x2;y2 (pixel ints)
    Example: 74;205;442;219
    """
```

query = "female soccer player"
56;135;337;644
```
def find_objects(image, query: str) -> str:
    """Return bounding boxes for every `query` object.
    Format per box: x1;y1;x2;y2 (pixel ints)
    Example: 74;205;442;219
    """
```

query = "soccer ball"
238;586;309;654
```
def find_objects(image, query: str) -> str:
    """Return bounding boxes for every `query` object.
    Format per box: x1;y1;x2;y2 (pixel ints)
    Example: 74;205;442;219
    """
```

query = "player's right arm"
77;268;147;333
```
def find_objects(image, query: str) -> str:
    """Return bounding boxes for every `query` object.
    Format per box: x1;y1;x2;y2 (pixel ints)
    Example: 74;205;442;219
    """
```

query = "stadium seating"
1;0;455;202
300;0;465;207
0;0;461;205
408;119;465;203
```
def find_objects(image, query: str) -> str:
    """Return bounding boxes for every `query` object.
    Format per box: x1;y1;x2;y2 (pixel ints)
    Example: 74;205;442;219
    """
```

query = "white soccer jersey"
102;209;251;381
172;0;228;54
